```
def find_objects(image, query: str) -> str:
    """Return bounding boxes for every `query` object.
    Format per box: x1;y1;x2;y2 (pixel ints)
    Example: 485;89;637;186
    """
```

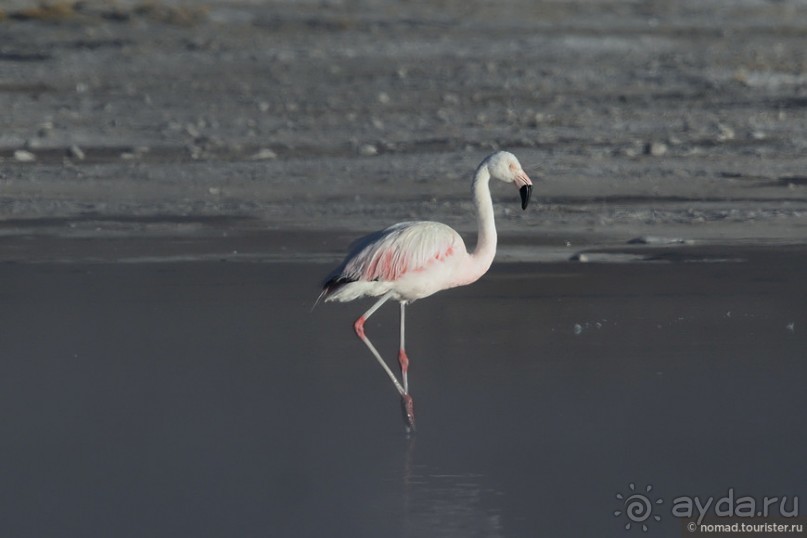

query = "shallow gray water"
0;251;805;537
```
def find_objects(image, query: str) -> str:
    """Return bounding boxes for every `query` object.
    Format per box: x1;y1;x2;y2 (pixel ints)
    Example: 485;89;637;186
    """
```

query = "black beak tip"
519;185;532;210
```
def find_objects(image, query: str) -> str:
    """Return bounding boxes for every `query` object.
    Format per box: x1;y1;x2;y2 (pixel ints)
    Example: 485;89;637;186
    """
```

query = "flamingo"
319;151;533;432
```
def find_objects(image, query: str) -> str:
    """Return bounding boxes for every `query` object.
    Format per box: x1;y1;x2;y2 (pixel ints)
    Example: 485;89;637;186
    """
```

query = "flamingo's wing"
322;221;461;292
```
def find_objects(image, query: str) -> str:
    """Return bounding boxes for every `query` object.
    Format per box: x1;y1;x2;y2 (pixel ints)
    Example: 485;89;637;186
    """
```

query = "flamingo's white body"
320;151;533;431
323;221;475;302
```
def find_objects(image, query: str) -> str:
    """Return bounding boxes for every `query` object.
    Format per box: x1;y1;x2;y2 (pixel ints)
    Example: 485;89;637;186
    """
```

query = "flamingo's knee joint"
353;316;366;339
398;349;409;372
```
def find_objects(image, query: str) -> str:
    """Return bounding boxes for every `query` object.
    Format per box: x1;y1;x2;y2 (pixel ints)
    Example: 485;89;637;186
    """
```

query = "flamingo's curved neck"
469;162;497;277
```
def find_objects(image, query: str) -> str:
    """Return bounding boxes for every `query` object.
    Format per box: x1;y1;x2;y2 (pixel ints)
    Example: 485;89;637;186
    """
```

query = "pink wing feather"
322;221;462;297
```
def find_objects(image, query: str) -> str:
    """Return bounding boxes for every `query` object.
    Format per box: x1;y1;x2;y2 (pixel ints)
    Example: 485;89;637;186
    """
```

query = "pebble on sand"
644;141;668;157
250;148;277;160
358;144;378;157
570;253;590;262
67;145;85;160
14;149;36;162
717;123;735;141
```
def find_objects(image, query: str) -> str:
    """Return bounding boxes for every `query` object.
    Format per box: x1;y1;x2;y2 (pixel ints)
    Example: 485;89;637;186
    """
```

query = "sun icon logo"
614;482;663;532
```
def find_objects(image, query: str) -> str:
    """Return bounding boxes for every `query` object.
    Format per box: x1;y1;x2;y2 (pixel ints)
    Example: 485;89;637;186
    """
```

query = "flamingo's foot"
401;394;416;433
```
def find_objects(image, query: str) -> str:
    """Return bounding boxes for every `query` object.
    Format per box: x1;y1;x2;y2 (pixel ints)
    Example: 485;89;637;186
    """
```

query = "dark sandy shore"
1;0;807;247
1;242;805;537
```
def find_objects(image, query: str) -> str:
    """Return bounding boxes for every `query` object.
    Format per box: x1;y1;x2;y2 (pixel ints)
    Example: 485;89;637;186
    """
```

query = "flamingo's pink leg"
398;350;410;392
399;302;415;432
401;393;415;433
353;294;406;397
398;302;410;394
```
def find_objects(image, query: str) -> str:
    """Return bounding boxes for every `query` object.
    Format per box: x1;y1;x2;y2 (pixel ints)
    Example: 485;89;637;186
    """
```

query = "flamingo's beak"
515;171;533;210
519;185;532;210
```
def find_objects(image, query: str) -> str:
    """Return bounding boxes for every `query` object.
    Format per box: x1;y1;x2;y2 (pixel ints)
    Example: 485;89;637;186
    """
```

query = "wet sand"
2;0;807;244
1;244;804;537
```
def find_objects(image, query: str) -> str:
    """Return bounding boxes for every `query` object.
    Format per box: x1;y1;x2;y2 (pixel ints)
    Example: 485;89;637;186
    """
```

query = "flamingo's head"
486;151;533;210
